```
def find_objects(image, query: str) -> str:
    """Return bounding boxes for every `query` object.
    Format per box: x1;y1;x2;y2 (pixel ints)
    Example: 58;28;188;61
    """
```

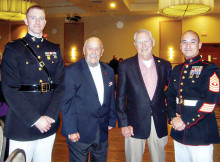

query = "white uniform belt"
176;98;198;106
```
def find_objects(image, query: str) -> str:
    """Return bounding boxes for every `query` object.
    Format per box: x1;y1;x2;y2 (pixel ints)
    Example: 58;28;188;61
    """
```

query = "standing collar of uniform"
185;54;201;64
25;33;44;44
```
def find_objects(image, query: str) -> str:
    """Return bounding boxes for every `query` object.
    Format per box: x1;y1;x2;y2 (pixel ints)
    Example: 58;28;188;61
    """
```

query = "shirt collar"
138;54;155;69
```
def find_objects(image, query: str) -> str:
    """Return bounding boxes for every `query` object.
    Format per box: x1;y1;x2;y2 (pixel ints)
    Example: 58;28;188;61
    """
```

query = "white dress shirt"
89;64;104;105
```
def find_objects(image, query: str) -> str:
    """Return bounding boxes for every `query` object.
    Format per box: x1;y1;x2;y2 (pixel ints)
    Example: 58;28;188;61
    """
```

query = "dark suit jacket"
2;33;64;141
116;54;171;139
61;59;117;144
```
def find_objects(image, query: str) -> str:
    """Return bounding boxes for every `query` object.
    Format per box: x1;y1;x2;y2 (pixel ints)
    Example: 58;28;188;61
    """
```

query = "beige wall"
44;17;65;54
42;15;173;63
83;14;172;63
45;13;220;63
83;13;220;63
1;13;220;64
182;14;220;43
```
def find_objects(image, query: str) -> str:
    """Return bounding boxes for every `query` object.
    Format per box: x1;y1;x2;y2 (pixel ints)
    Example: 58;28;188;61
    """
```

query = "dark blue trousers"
66;129;108;162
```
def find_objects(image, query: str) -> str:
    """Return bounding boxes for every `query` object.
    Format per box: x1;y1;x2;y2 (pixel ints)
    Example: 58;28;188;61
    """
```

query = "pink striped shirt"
138;55;158;100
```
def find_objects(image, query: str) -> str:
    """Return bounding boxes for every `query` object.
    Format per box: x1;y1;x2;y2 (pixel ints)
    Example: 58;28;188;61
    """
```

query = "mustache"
89;54;98;58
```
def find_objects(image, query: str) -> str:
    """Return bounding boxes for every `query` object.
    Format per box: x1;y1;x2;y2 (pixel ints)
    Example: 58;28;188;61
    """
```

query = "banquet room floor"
52;105;220;162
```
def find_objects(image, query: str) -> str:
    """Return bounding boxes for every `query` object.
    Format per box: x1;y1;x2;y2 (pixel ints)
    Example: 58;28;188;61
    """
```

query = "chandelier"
0;0;36;21
159;0;214;17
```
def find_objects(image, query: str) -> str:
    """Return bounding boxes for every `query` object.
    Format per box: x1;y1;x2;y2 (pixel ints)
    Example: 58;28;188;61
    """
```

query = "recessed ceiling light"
110;2;116;8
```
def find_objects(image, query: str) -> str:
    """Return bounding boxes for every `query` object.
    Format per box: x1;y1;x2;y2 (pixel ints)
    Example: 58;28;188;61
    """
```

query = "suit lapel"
133;55;151;100
152;56;162;101
81;59;98;96
100;62;108;105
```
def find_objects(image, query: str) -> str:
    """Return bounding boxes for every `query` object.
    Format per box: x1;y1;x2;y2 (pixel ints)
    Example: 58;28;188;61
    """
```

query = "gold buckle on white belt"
176;97;198;106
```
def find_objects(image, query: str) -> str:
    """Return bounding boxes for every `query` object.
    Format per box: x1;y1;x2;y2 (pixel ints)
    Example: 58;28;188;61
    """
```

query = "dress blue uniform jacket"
61;58;117;144
1;33;64;141
166;54;220;145
116;54;172;139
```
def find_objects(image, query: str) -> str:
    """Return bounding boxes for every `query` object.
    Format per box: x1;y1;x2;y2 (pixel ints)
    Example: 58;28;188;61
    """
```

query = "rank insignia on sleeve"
189;66;203;78
209;73;219;92
199;103;216;113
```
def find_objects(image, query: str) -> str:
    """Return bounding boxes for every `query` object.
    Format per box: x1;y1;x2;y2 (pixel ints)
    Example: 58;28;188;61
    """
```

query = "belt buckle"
41;83;47;92
179;99;184;106
39;61;45;67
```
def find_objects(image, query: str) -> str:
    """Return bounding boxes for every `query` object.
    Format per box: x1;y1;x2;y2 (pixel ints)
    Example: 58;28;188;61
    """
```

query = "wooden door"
64;23;84;66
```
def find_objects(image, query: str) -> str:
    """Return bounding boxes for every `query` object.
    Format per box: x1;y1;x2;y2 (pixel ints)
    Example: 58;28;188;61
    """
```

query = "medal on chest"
189;66;203;78
45;52;57;60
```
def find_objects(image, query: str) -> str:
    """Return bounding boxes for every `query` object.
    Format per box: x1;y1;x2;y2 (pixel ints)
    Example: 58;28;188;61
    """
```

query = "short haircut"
84;37;103;49
26;5;45;17
134;29;155;42
182;30;200;42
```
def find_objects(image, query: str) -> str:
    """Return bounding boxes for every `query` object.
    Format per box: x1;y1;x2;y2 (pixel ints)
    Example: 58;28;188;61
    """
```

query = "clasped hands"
171;113;186;131
35;116;54;133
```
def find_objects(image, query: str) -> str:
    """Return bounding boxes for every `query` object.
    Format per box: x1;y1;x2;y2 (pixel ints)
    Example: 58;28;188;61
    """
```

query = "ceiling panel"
31;0;220;18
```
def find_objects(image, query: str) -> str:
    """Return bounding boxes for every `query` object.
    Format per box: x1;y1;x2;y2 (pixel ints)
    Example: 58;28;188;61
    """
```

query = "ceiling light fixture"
110;2;116;8
0;0;36;21
159;0;214;18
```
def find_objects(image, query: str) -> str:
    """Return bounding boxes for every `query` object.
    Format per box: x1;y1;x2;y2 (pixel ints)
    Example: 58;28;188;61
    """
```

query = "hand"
108;126;113;130
68;133;80;142
35;116;53;133
171;113;186;131
45;116;55;123
121;126;134;138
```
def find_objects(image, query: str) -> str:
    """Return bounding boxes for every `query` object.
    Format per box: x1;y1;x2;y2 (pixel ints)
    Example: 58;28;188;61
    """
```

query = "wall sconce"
71;48;76;61
208;55;211;62
169;48;174;60
19;28;27;38
201;31;207;37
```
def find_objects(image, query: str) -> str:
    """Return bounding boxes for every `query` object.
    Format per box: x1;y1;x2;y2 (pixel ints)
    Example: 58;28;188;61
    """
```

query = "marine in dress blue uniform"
166;30;220;162
1;5;64;162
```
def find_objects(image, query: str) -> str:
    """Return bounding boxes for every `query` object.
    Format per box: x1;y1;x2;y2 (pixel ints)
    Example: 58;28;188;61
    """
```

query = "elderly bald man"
61;37;117;162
